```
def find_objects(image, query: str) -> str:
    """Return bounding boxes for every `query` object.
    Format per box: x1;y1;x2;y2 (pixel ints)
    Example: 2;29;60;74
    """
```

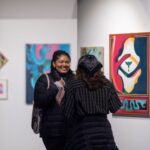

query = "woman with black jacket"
34;50;75;150
61;55;122;150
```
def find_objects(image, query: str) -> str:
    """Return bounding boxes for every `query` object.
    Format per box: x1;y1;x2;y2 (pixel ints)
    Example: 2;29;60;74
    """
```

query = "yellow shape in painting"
118;37;140;74
118;69;142;93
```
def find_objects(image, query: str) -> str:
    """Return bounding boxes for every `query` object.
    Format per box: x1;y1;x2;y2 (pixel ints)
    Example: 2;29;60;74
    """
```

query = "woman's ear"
52;62;56;68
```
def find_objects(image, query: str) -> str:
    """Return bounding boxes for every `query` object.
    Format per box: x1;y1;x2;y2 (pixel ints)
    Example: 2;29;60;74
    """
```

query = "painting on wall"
26;44;70;104
110;32;150;117
0;79;8;99
0;52;8;69
80;47;104;66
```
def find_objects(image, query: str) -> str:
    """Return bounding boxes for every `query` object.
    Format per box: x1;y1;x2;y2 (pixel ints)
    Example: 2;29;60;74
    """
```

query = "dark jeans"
42;136;66;150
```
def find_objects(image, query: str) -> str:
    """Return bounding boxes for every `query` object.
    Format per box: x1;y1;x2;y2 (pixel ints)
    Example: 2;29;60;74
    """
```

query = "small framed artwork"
80;47;104;67
0;79;8;99
110;32;150;117
0;52;8;69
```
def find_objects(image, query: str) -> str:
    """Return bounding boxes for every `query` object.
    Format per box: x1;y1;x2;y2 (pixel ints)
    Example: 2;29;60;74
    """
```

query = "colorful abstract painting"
80;47;104;66
26;44;70;104
0;52;8;69
110;33;150;116
0;79;8;99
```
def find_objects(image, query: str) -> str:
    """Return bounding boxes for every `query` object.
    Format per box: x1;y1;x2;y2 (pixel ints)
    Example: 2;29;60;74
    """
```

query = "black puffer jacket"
34;70;74;138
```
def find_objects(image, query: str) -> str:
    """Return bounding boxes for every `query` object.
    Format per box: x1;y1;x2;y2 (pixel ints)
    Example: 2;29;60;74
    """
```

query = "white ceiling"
0;0;77;19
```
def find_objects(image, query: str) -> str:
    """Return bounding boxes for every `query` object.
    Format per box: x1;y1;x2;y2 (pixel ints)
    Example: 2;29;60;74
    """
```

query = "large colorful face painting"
110;33;150;116
26;44;70;104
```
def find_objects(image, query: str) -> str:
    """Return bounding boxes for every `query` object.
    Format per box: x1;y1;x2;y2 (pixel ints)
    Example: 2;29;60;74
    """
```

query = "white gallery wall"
0;0;77;150
78;0;150;150
0;19;77;150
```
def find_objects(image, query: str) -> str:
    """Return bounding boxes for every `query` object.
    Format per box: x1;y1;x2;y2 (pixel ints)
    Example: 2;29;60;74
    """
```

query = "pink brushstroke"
36;44;42;60
46;44;59;59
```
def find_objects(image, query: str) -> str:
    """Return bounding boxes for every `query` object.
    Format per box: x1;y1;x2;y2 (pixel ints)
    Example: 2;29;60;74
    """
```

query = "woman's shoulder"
34;74;49;90
103;78;116;90
67;79;85;89
36;73;51;84
37;73;46;81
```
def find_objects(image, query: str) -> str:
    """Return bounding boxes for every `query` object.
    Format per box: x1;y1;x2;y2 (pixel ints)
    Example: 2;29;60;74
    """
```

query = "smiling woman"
33;50;75;150
52;54;71;74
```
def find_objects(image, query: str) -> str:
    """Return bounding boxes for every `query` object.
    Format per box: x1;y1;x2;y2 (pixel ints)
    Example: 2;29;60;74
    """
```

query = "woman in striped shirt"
61;54;122;150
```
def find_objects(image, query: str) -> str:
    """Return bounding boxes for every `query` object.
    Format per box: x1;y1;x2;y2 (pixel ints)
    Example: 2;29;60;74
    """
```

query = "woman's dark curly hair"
76;55;107;89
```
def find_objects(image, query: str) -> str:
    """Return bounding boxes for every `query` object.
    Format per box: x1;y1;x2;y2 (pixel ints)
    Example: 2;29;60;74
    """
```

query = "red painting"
110;33;150;117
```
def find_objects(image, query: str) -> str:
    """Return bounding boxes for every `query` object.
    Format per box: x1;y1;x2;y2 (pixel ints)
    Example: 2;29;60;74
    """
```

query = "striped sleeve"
108;83;122;113
61;81;75;119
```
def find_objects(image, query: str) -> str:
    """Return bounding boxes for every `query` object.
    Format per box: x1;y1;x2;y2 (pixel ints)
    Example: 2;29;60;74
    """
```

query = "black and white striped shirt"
61;79;122;119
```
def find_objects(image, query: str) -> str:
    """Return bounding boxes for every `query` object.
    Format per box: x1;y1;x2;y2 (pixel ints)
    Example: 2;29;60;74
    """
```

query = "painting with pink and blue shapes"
26;44;70;104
